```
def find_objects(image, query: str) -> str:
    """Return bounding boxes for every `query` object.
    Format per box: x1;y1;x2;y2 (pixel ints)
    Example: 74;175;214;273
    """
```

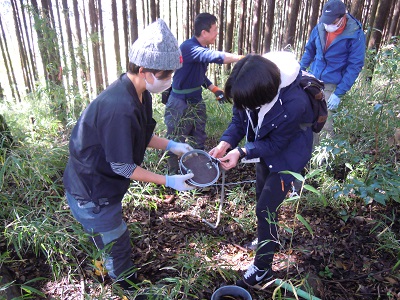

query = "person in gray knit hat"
63;19;193;294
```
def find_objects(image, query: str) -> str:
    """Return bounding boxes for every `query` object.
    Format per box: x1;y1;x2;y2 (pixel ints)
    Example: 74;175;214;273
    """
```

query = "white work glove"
166;140;193;156
165;173;195;191
327;93;341;110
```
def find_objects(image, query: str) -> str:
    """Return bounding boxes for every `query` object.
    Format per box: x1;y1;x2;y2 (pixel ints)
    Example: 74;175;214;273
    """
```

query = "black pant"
254;162;291;269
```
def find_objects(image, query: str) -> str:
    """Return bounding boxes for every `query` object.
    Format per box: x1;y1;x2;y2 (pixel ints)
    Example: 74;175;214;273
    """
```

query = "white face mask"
324;17;344;33
145;73;171;93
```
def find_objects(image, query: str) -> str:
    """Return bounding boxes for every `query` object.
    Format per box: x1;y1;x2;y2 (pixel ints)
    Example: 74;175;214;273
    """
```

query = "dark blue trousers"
254;162;291;269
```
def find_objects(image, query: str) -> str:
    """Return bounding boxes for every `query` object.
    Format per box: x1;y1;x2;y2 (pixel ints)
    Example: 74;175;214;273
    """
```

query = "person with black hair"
164;12;243;174
210;52;314;289
63;19;194;292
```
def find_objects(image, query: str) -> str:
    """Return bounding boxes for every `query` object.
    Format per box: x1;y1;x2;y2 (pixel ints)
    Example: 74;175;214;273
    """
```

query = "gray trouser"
313;83;336;147
164;94;207;172
67;192;134;280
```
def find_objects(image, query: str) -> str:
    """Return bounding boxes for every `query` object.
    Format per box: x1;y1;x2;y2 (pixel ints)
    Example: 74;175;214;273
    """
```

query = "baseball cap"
320;0;346;24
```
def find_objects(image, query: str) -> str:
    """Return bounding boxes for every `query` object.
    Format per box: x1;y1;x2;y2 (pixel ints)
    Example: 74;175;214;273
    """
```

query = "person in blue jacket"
164;12;243;173
63;19;195;292
210;52;314;289
300;0;365;141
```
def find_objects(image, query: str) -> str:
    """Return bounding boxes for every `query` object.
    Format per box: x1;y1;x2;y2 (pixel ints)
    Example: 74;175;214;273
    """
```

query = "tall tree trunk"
217;0;225;51
19;0;38;83
62;0;78;89
0;15;20;102
174;0;178;39
36;0;62;84
307;0;320;37
185;0;190;40
97;0;108;86
112;0;122;75
130;0;138;43
367;0;393;81
238;0;246;54
284;0;301;49
365;0;379;47
141;0;146;28
88;0;103;93
385;0;399;42
194;0;200;17
72;0;89;99
81;0;94;99
350;0;365;21
368;0;393;52
223;0;235;73
225;0;234;52
150;0;157;22
55;0;69;88
122;0;129;68
251;0;262;53
11;0;32;93
246;1;252;53
263;0;275;53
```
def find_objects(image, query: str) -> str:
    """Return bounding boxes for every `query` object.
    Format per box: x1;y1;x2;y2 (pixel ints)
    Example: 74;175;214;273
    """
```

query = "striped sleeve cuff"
110;162;137;178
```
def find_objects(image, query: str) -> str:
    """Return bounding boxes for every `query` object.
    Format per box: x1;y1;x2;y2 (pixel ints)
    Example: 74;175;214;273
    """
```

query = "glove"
327;93;341;110
166;140;193;156
165;173;195;191
211;86;231;104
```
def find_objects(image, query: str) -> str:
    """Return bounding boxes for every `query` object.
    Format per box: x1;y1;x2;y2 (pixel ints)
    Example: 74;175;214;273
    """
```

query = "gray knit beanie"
128;19;182;70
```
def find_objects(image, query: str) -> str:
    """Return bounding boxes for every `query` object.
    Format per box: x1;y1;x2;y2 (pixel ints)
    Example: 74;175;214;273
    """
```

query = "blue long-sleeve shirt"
171;36;225;99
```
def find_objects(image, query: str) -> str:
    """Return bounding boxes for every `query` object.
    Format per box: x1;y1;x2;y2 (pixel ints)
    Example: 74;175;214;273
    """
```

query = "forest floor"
2;162;400;300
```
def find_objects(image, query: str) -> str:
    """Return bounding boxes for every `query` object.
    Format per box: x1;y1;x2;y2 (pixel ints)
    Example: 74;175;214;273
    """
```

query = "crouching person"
210;52;313;289
63;19;194;291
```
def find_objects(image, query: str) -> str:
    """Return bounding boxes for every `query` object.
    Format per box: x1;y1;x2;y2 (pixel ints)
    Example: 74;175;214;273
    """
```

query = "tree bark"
97;0;108;86
88;0;103;93
365;0;379;47
307;0;321;37
238;0;246;55
185;0;190;40
251;0;262;53
150;0;157;22
62;0;78;89
385;0;399;42
368;0;393;52
263;0;275;53
284;0;301;49
217;0;225;51
122;0;129;69
11;0;32;93
55;0;69;89
130;0;138;43
112;0;121;75
350;0;365;21
225;0;234;52
19;0;38;83
0;15;20;102
72;0;88;87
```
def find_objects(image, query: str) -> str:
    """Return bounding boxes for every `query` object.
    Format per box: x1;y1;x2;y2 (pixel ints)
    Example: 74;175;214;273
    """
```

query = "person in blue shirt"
63;19;195;292
210;52;314;290
164;12;243;173
300;0;365;142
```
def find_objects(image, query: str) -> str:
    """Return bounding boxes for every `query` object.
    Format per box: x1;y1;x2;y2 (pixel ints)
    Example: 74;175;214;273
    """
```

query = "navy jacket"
220;71;314;183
